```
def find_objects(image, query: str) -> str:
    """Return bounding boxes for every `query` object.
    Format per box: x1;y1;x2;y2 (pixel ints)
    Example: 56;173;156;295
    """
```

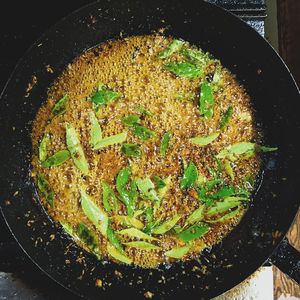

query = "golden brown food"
32;34;270;268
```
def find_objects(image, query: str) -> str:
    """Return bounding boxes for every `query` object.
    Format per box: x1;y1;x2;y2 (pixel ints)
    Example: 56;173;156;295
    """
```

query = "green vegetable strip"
158;176;172;199
258;146;278;153
107;224;124;254
90;111;102;148
165;245;191;258
124;241;161;250
90;85;121;106
76;223;101;259
66;124;89;174
107;243;132;264
116;168;137;217
219;106;233;130
113;216;144;229
152;214;181;234
93;132;127;150
180;161;198;189
181;48;212;67
136;177;160;203
51;94;68;118
217;142;278;161
211;186;236;200
157;39;185;59
206;207;241;223
224;160;235;181
118;228;158;241
102;181;118;213
39;134;49;162
121;143;142;158
164;62;202;79
132;125;154;140
80;188;108;236
185;205;205;226
160;132;172;157
136;106;152;116
153;176;166;189
41;150;71;168
37;174;54;207
199;82;215;118
178;224;209;242
190;133;219;146
121;115;141;126
206;196;249;217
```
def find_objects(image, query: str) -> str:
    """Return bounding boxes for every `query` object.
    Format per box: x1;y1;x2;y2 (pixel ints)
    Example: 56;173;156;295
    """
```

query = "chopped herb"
206;207;241;223
93;132;127;150
136;177;160;203
116;168;137;217
190;133;219;146
90;111;102;148
199;82;214;118
164;62;202;79
185;205;205;226
152;214;181;234
158;176;172;199
224;160;235;181
102;181;118;213
206;196;249;217
121;143;142;158
107;243;132;265
219;106;233;130
66;124;89;174
153;176;166;189
259;146;278;153
165;245;191;259
178;224;209;242
39;134;50;162
118;228;158;241
113;215;144;229
176;93;195;102
211;186;236;200
132;125;154;140
124;241;161;250
41;150;70;168
180;161;198;189
121;115;141;126
181;47;212;67
37;174;54;207
160;132;172;157
157;39;185;59
107;223;124;254
217;142;255;161
51;94;68;118
217;142;278;161
90;85;121;106
136;106;152;116
80;188;108;236
76;223;101;258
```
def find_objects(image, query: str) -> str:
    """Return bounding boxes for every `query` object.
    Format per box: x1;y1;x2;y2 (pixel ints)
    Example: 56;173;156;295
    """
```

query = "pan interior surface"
0;1;299;299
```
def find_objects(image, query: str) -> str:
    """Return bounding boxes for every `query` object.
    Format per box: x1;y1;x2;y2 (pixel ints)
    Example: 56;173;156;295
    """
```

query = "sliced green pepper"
80;188;108;236
160;132;172;157
178;224;209;242
41;149;70;168
51;94;68;118
180;161;198;189
37;174;54;207
66;123;89;174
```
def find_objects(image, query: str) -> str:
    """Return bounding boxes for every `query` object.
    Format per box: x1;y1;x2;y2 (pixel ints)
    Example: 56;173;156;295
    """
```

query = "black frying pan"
0;1;300;299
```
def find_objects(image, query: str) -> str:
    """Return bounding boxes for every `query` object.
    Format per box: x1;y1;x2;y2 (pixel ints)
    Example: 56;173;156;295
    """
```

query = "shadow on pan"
0;0;299;299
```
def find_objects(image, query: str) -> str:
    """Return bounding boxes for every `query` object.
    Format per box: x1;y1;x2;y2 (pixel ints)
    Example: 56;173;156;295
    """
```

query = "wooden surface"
275;2;300;298
273;211;300;299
